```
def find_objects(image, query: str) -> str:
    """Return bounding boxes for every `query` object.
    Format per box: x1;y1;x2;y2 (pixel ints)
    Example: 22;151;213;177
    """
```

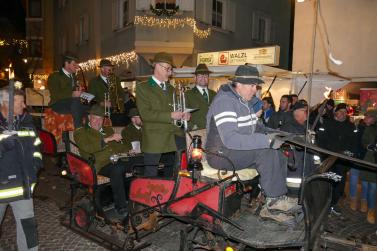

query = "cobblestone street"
0;156;186;251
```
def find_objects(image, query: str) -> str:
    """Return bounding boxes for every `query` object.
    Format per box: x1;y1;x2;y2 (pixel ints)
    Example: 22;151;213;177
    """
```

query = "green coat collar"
148;77;158;87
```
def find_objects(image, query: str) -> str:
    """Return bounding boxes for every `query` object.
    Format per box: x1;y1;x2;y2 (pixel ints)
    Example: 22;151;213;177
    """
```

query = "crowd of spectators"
262;94;376;224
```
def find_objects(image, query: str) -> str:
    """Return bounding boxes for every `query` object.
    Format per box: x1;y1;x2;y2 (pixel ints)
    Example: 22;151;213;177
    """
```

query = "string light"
0;38;28;47
79;50;138;72
134;16;211;39
33;74;49;81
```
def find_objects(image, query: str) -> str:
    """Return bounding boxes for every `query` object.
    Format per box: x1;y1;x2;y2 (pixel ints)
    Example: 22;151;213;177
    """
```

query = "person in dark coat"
281;100;316;178
267;94;292;129
316;103;358;214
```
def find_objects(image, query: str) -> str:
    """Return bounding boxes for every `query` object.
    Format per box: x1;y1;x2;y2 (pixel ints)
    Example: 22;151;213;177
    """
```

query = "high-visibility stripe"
0;134;11;141
33;152;42;159
34;137;42;146
0;183;36;199
17;131;36;137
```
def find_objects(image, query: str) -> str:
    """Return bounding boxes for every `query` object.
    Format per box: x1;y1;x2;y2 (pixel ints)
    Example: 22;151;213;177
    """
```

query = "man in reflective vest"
0;88;42;250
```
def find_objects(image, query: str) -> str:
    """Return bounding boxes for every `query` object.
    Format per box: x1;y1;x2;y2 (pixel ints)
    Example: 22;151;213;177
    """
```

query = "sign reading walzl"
197;46;280;66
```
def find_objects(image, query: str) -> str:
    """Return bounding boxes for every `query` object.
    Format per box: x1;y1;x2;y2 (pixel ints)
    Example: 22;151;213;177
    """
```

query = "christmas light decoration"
134;16;211;39
79;50;138;72
0;38;28;47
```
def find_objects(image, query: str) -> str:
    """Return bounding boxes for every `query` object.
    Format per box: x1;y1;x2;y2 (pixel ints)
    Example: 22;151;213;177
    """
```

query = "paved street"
0;156;376;250
0;156;186;251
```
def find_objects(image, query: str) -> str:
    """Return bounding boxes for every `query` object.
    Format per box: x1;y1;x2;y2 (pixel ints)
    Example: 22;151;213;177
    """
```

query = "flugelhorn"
172;83;188;130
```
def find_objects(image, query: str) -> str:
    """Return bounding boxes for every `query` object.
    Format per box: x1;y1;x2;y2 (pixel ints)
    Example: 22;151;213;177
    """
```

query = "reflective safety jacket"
0;112;42;203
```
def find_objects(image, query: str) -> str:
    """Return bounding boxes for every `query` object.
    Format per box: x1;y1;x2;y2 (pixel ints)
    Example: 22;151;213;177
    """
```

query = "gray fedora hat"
229;65;264;85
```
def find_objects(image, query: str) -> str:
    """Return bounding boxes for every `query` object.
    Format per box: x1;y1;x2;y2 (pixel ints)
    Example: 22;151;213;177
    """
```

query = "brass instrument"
172;83;188;131
110;152;139;164
107;73;124;114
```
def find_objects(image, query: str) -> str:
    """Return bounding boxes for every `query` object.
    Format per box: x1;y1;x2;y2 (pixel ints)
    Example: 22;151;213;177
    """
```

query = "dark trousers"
51;97;89;128
330;163;348;206
98;156;144;209
143;135;186;177
207;148;287;198
143;152;176;177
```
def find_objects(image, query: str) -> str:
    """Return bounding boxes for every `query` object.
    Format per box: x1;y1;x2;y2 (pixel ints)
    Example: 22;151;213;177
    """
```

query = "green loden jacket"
121;123;142;152
136;77;183;153
47;69;74;105
88;75;125;104
185;86;216;130
74;126;127;172
361;124;377;182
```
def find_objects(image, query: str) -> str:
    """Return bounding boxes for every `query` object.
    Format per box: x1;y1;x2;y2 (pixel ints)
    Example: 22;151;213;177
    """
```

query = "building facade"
25;0;293;88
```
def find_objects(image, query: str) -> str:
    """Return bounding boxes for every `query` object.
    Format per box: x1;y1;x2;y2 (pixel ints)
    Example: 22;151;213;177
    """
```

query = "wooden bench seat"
186;129;259;181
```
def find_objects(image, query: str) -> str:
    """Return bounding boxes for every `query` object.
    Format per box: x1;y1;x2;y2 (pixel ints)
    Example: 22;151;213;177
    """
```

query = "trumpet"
110;153;130;164
110;152;139;164
104;92;111;117
172;83;188;131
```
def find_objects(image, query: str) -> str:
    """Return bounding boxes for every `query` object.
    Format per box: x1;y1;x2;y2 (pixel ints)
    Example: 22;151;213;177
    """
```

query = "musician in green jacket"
136;52;190;177
47;53;88;128
88;59;126;126
185;64;216;130
121;108;142;153
74;105;131;215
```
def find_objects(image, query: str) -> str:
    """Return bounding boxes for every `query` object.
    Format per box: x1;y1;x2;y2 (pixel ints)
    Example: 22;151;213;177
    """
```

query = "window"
75;14;89;45
212;0;223;28
122;0;129;27
112;0;131;30
154;0;177;10
28;0;42;18
58;0;67;8
252;11;275;43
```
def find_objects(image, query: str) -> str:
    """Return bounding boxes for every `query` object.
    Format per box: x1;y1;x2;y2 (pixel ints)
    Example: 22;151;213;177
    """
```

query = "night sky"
0;0;26;36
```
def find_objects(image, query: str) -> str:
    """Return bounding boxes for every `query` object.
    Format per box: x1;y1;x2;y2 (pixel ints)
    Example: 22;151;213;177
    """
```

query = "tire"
73;199;94;230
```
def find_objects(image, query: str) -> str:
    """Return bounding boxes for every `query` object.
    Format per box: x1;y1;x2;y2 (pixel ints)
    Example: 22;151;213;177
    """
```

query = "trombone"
172;83;188;131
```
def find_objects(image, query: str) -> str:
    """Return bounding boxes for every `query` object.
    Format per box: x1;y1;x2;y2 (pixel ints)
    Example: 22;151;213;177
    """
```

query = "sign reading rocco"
197;46;280;66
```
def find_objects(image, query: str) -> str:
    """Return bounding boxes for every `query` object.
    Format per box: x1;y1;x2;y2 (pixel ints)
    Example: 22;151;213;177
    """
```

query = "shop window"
28;0;42;18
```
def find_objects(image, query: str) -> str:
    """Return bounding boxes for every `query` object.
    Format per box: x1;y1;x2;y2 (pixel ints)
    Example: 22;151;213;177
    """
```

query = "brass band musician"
47;53;89;128
88;59;126;126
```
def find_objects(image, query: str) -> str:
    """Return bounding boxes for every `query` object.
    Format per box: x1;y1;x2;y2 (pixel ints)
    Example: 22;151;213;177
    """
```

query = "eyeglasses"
158;64;173;72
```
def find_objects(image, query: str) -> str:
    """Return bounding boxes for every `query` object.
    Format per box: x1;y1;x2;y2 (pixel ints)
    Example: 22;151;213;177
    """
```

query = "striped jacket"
206;83;271;151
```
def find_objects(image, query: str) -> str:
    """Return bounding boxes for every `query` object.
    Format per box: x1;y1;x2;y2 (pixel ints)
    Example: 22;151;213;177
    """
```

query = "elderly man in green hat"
74;105;139;215
88;59;126;126
136;52;191;177
185;63;217;130
47;53;89;128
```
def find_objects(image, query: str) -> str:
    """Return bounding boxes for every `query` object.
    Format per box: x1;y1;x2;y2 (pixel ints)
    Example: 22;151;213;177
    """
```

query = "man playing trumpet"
88;59;126;126
136;52;191;177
